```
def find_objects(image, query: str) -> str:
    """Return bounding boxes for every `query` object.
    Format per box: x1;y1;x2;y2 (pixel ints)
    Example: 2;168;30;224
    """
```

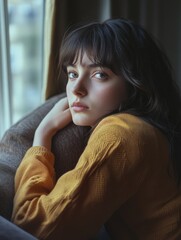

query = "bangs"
59;23;120;74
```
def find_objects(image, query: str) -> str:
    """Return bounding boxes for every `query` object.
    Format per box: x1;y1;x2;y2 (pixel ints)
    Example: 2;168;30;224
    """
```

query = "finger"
55;108;72;129
55;97;69;111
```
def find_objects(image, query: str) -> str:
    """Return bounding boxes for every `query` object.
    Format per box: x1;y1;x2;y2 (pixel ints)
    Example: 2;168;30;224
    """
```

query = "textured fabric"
12;113;181;240
0;93;89;219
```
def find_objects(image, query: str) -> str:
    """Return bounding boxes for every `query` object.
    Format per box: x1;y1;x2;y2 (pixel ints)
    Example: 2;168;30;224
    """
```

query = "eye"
67;71;78;79
94;71;108;80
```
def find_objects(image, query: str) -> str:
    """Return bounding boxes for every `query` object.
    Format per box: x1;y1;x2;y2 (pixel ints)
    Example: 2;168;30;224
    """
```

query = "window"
0;0;45;138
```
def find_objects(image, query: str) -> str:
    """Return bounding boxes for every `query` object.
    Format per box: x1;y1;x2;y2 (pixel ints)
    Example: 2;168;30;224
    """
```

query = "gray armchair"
0;93;90;220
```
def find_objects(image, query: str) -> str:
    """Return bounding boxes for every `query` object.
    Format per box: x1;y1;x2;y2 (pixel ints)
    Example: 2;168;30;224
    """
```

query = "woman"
12;18;181;239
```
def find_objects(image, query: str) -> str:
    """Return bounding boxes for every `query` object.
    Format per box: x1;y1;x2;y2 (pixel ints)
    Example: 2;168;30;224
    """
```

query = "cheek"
96;84;124;107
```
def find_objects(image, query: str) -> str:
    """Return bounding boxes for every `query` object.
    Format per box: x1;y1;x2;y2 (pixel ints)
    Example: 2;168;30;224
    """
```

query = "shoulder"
83;114;153;181
88;113;166;158
91;113;155;142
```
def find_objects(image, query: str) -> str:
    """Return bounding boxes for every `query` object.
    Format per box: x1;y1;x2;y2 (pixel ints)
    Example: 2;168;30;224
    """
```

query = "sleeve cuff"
25;146;55;161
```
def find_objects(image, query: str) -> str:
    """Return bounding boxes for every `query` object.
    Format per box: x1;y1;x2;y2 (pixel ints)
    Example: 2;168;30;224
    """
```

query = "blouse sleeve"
11;116;146;240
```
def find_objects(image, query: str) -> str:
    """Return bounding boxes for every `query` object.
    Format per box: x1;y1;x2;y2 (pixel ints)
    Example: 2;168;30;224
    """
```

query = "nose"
72;77;87;97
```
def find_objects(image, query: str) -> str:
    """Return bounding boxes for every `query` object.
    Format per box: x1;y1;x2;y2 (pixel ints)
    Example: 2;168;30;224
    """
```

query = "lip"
71;102;89;112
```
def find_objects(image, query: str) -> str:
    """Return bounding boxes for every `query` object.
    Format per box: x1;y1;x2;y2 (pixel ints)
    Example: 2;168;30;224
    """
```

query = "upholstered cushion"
0;93;90;220
0;216;37;239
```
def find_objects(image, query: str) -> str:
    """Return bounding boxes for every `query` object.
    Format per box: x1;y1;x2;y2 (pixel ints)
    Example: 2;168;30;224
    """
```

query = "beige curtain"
43;0;181;100
43;0;66;99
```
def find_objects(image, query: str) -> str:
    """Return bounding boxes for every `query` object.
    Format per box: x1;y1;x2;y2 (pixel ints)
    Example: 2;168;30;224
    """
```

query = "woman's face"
66;53;127;126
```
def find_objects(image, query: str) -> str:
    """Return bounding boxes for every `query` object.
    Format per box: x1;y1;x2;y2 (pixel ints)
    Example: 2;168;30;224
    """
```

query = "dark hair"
59;18;181;184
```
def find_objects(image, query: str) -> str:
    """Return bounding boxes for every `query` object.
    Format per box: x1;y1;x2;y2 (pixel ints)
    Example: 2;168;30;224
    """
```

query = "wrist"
33;127;54;150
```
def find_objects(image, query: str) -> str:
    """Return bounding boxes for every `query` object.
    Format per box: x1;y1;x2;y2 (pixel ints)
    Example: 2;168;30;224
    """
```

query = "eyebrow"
67;63;108;69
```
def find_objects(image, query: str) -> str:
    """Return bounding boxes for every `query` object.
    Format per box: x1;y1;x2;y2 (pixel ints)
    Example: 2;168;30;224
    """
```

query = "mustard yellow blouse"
12;114;181;240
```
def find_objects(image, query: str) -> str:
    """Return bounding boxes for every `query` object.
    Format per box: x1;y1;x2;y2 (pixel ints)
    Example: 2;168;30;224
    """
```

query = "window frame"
0;0;12;138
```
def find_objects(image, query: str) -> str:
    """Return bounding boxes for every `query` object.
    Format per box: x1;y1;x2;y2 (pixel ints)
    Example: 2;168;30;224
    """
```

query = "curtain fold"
43;0;181;100
43;0;67;99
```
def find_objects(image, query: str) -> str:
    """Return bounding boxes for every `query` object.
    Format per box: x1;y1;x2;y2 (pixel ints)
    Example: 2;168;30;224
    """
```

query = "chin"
72;117;93;127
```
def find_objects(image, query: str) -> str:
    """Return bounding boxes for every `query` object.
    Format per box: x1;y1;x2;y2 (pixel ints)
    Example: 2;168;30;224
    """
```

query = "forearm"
33;127;55;150
12;146;100;239
12;137;120;240
12;147;56;238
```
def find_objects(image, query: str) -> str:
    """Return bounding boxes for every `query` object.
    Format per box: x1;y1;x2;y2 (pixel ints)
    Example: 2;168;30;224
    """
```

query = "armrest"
0;93;90;219
0;216;37;240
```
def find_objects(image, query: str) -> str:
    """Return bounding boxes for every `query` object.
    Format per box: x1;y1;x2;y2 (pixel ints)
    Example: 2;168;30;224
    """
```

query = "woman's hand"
33;97;72;150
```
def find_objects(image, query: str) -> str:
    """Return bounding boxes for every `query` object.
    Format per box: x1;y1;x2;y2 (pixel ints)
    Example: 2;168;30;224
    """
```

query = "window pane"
8;0;44;123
